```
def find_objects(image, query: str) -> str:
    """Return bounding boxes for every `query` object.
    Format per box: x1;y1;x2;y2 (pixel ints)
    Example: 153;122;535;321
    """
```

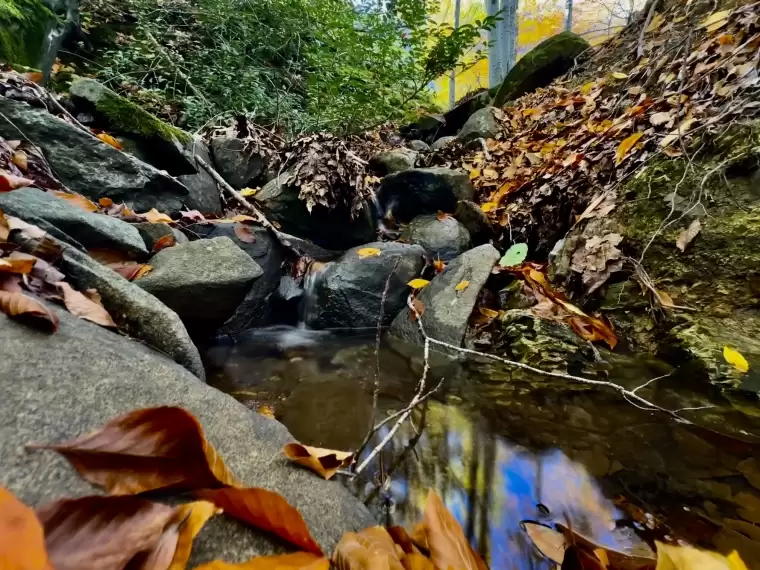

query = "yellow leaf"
478;307;499;319
468;168;482;180
240;187;258;197
580;82;595;95
700;10;732;33
616;132;644;165
723;346;749;373
96;132;123;150
645;12;664;33
728;551;749;570
455;280;470;292
481;202;498;213
169;501;220;570
610;71;628;80
655;541;741;570
407;279;430;289
357;247;382;259
142;208;173;224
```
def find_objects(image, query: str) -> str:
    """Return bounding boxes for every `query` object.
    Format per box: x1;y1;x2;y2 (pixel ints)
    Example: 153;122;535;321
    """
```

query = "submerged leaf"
0;290;58;332
195;553;329;570
0;487;52;570
282;443;353;480
724;346;749;373
423;490;485;570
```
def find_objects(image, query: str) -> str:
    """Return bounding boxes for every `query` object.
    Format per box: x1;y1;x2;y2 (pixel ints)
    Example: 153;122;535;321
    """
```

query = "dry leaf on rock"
152;235;176;253
676;219;701;252
407;279;430;289
422;491;486;570
13;252;65;284
234;224;257;244
31;406;240;494
96;132;123;150
0;171;34;192
56;281;117;328
142;209;174;224
521;522;565;564
0;487;53;570
0;256;36;274
196;487;323;555
455;280;470;292
0;209;9;241
357;247;382;259
570;233;624;294
615;132;644;165
51;191;98;213
37;495;176;570
167;501;220;570
409;299;425;321
282;443;353;480
0;290;59;332
724;346;750;373
333;526;405;570
196;552;329;570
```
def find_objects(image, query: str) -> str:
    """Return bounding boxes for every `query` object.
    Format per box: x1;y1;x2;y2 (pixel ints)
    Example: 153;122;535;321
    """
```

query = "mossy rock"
0;0;55;67
493;31;590;108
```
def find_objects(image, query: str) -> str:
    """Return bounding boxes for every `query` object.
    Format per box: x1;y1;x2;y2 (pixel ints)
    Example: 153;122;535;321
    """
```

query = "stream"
205;326;760;569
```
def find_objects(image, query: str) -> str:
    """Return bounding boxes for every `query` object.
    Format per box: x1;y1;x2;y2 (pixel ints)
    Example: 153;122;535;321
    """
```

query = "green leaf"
499;243;528;267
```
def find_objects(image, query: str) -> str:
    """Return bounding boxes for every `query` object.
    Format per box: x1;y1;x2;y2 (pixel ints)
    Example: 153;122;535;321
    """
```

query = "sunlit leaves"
282;443;353;480
0;487;52;570
724;346;749;373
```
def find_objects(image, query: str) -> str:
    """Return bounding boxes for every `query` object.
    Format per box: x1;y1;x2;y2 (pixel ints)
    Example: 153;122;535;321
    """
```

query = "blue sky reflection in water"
352;402;630;570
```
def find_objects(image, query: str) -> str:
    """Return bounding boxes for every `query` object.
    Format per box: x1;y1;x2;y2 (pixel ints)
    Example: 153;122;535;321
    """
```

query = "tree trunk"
565;0;574;31
500;0;519;75
486;0;502;88
448;0;463;109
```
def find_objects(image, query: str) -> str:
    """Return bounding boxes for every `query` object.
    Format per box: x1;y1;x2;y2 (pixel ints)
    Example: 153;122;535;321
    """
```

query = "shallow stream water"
206;326;760;569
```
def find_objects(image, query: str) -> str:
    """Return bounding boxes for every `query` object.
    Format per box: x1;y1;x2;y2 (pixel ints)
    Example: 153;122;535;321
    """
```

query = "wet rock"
210;136;267;189
370;148;417;174
177;138;224;215
493;31;590;107
305;242;426;330
391;244;500;346
255;171;376;249
69;78;195;175
454;200;492;245
401;214;471;261
188;223;285;333
457;106;499;143
500;309;588;369
498;280;534;310
0;188;147;258
0;304;375;565
408;140;430;152
137;237;263;334
377;167;475;223
0;97;190;213
431;136;456;151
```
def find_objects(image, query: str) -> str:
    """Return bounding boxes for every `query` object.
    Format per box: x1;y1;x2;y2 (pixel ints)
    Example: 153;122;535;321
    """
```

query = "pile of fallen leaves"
0;405;750;570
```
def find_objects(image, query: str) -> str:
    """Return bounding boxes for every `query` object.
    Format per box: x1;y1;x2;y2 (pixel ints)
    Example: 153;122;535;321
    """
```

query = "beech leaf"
357;247;382;258
282;443;353;480
234;224;257;244
51;191;99;213
56;281;117;328
0;290;59;332
195;552;329;570
521;521;565;564
615;132;644;165
31;406;240;494
168;501;220;570
407;279;430;289
142;209;174;224
196;487;323;555
724;346;749;373
333;526;405;570
0;487;53;570
423;490;486;570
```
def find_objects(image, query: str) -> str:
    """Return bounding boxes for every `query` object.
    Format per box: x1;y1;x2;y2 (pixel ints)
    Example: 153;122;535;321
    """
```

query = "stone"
430;136;456;151
256;171;376;249
69;78;195;175
494;32;590;107
0;188;147;258
401;214;471;262
177;138;224;215
0;97;191;213
391;244;499;347
133;222;176;251
457;106;499;143
187;223;285;333
377;167;474;224
0;304;376;565
408;140;430;152
454;200;492;245
0;0;56;69
370;148;417;174
136;237;263;334
210;135;267;189
305;242;426;330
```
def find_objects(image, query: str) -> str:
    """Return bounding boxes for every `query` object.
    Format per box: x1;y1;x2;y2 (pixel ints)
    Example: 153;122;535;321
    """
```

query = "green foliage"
76;0;496;135
0;0;54;67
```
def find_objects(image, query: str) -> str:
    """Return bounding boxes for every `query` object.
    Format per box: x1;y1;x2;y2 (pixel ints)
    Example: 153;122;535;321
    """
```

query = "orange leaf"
435;211;452;221
30;406;240;494
0;171;34;192
55;281;117;328
152;234;176;253
432;259;445;273
282;443;353;480
196;487;323;555
0;256;36;274
195;553;329;570
98;197;114;208
141;208;174;224
0;487;53;570
37;495;176;570
0;209;9;241
96;132;123;150
402;553;435;570
423;490;486;570
0;290;58;332
168;501;220;570
228;214;258;223
333;526;405;570
568;315;618;349
387;526;416;555
51;191;98;213
615;132;644;165
234;224;257;244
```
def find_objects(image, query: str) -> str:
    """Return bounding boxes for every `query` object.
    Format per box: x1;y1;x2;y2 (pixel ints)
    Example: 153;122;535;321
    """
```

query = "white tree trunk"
449;0;462;108
486;0;502;88
500;0;518;75
565;0;573;31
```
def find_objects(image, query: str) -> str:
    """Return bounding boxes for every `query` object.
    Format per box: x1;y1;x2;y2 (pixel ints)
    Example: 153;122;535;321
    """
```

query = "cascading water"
368;190;388;233
297;261;325;328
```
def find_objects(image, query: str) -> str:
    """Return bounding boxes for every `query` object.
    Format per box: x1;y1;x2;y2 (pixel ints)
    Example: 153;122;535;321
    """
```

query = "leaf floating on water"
196;487;323;555
0;290;59;332
521;521;566;564
51;191;99;213
55;282;117;328
196;553;330;570
407;279;430;289
357;247;382;259
676;219;701;252
30;406;240;494
724;346;750;373
455;280;470;292
0;487;52;570
615;132;644;165
499;243;528;267
423;490;486;570
282;443;353;480
234;224;257;244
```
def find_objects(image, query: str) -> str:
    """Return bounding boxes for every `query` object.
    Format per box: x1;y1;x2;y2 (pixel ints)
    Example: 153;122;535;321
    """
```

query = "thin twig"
637;0;661;59
372;259;401;425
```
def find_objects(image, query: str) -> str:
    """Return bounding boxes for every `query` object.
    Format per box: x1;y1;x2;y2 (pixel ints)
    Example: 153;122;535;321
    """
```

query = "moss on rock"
0;0;54;67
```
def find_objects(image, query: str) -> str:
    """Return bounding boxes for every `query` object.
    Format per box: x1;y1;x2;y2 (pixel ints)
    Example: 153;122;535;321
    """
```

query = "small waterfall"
297;261;325;329
368;190;388;233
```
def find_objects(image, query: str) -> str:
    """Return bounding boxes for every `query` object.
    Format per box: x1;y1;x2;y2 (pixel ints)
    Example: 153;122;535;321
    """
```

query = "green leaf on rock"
499;243;528;267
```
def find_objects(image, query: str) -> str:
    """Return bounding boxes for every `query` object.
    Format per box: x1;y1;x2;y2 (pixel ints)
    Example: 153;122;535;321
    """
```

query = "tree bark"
565;0;574;31
448;0;463;109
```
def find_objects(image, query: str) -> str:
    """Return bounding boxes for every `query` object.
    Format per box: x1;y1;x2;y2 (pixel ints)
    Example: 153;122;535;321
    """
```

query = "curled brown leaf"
282;443;354;480
422;490;486;570
0;290;59;332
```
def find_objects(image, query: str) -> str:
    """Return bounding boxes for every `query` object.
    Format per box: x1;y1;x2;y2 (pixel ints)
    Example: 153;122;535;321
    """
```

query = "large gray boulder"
187;223;285;333
305;242;426;330
391;244;500;346
370;148;417;175
457;106;499;143
430;136;456;151
137;237;263;333
255;172;376;250
0;96;191;213
454;200;492;245
0;305;376;566
401;214;471;262
377;167;474;223
0;188;148;258
210;136;267;189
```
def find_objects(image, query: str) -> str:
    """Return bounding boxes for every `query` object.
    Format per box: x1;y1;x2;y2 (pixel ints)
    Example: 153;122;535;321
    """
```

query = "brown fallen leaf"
13;252;65;284
51;191;99;213
0;290;59;332
37;495;176;570
195;552;329;570
152;235;176;253
521;521;565;564
196;487;323;555
387;526;417;555
423;490;486;570
89;248;133;265
234;224;257;244
31;406;240;494
676;218;701;252
409;298;425;321
0;256;36;274
83;288;103;306
0;170;34;192
0;209;9;241
333;526;405;570
282;443;354;480
167;501;220;570
0;487;53;570
96;132;123;151
55;281;117;328
402;553;435;570
142;209;174;224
